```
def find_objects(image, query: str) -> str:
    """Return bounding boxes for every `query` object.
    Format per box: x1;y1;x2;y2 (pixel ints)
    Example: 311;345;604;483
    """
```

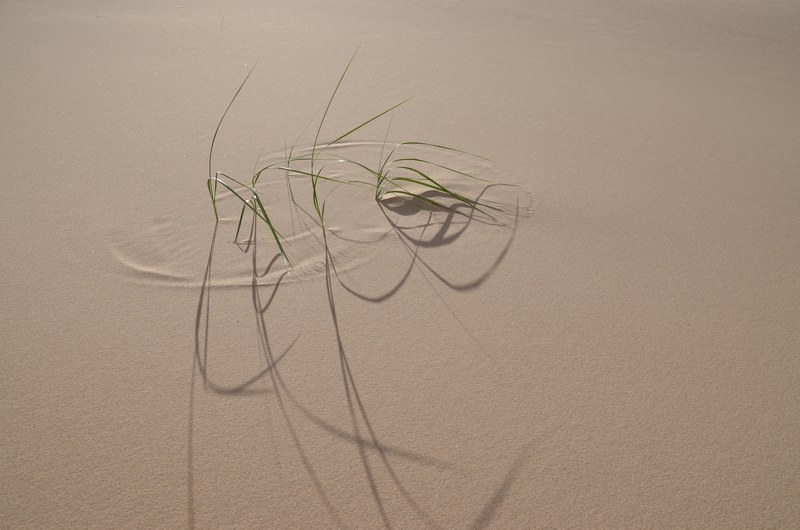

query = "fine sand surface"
2;0;799;527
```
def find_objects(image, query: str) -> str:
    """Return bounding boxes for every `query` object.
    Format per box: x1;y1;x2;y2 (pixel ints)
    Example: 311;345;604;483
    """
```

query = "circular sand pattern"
110;142;532;288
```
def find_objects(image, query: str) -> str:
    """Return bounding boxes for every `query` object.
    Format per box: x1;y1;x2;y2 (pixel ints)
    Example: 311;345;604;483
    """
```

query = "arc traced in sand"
111;141;531;289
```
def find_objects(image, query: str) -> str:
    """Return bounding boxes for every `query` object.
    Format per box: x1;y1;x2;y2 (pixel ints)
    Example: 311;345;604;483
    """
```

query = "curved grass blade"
387;157;489;182
391;166;496;209
209;177;290;265
209;64;257;218
252;192;290;266
399;141;491;161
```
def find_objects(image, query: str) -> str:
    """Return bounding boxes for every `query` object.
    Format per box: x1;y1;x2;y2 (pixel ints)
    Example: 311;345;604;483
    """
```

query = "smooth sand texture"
2;0;799;527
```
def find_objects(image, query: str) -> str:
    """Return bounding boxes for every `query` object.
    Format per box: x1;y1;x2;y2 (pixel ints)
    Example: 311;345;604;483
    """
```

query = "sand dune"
2;0;799;527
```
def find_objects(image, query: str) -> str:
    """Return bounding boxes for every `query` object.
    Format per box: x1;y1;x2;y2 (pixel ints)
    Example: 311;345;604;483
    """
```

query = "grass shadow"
189;212;464;528
191;52;534;528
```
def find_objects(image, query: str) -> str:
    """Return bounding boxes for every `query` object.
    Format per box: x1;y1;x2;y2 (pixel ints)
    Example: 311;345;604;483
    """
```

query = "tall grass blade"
322;98;412;151
209;64;256;217
312;49;358;174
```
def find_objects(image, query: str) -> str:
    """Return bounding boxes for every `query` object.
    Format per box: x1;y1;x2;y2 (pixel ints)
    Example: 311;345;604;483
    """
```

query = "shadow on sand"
188;188;533;528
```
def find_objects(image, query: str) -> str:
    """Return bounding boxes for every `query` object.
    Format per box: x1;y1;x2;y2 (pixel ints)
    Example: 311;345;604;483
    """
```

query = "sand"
2;0;799;527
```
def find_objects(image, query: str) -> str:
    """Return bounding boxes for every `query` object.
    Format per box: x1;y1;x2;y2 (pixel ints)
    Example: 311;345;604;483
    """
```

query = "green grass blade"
312;48;358;173
209;64;256;206
234;201;248;242
398;141;490;161
382;189;462;214
391;167;450;194
207;178;219;220
252;192;290;265
210;177;263;218
387;157;489;182
216;171;253;189
378;115;393;169
390;168;498;217
276;166;373;188
321;98;413;151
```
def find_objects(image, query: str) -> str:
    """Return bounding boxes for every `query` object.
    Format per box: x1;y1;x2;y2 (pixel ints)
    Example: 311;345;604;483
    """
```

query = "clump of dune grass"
207;52;503;268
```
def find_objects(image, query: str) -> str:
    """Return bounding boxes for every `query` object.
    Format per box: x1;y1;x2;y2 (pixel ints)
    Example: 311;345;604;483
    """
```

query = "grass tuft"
207;53;505;268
